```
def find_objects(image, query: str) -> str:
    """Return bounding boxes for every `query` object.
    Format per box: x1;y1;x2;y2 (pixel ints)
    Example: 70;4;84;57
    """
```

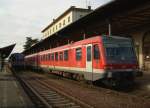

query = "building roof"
41;6;92;32
0;44;16;59
23;0;150;55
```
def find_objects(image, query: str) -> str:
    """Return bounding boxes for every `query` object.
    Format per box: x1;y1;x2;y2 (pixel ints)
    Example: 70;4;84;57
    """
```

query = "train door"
86;44;93;73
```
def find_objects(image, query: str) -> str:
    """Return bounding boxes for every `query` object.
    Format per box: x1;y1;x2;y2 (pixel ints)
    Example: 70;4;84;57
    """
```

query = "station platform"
0;67;34;108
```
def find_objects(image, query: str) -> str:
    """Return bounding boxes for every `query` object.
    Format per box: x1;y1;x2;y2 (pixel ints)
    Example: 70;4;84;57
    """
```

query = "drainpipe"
107;19;112;36
108;23;112;36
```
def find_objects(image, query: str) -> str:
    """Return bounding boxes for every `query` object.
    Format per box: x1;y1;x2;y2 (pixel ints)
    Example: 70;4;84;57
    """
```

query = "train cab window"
51;53;54;61
55;52;58;61
76;48;82;61
93;44;100;60
59;52;63;61
64;50;68;61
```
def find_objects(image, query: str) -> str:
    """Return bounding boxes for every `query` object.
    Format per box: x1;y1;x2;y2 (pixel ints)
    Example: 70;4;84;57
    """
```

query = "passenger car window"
55;52;58;61
76;48;82;61
93;44;100;60
87;46;91;61
64;50;68;61
59;52;63;61
51;53;54;61
48;54;51;60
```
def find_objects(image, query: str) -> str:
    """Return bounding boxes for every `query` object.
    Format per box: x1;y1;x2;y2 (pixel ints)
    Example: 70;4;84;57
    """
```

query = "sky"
0;0;111;53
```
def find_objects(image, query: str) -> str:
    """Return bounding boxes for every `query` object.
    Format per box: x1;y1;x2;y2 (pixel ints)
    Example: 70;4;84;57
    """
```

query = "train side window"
45;55;47;61
87;46;91;61
44;55;46;61
43;55;44;61
42;55;44;61
51;53;54;61
64;50;68;61
59;52;63;61
47;54;48;61
76;48;82;61
93;44;100;60
48;54;51;61
55;52;58;61
40;56;42;61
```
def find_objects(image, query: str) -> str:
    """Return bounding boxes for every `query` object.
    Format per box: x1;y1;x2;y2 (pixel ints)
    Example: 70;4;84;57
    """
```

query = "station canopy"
23;0;150;55
0;44;16;59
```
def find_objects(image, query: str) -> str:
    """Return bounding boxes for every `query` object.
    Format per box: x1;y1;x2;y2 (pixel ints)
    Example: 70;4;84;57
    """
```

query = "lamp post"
0;53;2;71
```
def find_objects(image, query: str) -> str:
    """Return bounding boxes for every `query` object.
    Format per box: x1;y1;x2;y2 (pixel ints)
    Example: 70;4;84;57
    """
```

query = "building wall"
43;11;73;38
43;10;91;38
130;31;144;69
72;10;90;22
130;27;150;70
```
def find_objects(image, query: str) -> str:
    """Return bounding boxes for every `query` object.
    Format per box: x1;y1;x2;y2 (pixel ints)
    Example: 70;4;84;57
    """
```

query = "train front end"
101;36;142;86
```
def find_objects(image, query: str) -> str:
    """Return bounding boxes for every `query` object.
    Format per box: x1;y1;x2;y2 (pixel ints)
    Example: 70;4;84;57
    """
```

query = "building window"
53;27;55;32
59;52;63;61
47;31;49;36
76;48;82;61
49;29;51;34
55;52;58;61
59;23;61;28
68;16;70;22
64;50;68;61
93;44;100;60
80;15;83;18
56;25;57;30
63;20;65;26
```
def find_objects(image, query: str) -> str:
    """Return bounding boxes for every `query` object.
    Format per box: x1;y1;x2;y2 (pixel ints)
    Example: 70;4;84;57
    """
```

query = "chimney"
71;6;76;9
88;6;91;10
53;19;55;22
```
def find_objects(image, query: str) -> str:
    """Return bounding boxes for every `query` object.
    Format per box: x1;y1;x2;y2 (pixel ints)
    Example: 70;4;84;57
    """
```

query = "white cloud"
0;0;111;53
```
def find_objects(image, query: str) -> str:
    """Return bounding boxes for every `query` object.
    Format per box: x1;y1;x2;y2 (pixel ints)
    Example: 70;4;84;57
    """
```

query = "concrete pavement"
0;67;34;108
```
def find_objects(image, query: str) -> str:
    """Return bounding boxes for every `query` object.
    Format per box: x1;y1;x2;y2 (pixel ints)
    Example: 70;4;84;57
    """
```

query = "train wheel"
76;74;84;82
102;79;118;88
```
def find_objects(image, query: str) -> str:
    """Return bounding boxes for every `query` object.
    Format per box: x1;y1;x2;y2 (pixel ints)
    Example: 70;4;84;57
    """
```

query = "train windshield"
102;36;137;64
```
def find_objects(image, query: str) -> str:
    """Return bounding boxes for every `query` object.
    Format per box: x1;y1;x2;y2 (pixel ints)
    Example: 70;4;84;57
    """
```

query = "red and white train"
24;35;141;86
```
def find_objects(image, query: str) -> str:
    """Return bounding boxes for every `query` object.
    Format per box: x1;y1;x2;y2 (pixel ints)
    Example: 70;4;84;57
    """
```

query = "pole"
108;23;111;36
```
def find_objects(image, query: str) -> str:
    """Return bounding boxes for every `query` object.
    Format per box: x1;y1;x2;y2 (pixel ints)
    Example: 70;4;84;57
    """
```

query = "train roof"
26;35;132;57
102;35;132;40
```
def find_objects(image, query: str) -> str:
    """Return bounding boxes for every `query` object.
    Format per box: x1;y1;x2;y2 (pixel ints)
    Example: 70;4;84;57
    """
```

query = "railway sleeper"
40;91;56;95
46;95;62;99
52;102;77;107
48;99;70;104
47;97;67;101
46;94;61;98
41;92;58;96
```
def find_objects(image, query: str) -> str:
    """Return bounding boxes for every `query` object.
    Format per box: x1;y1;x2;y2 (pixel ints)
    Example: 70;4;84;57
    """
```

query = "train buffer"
0;67;34;108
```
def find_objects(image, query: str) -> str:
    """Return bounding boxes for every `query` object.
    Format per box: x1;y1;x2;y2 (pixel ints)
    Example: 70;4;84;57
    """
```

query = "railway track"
13;71;93;108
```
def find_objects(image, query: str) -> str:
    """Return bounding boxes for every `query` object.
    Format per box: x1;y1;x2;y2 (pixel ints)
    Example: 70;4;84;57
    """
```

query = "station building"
42;6;92;38
23;0;150;71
